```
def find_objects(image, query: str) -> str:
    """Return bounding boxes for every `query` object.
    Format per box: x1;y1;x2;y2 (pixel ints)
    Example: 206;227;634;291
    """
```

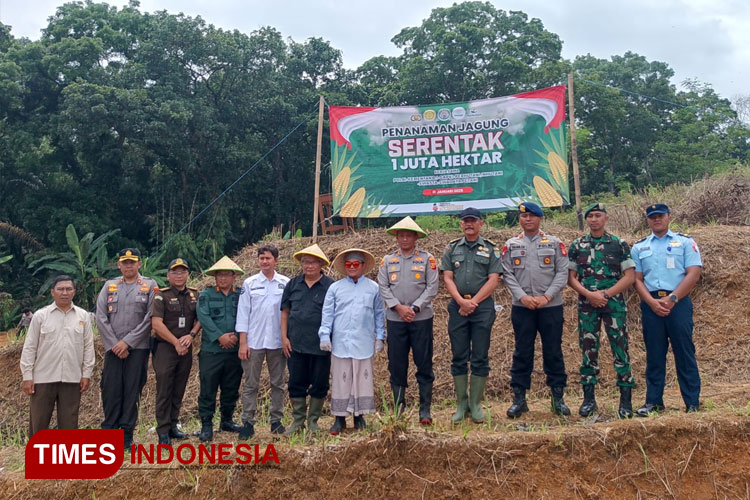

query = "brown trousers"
153;341;193;435
29;382;81;436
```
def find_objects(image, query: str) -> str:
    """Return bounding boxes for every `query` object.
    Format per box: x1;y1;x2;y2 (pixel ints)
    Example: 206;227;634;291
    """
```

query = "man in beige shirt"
20;275;95;436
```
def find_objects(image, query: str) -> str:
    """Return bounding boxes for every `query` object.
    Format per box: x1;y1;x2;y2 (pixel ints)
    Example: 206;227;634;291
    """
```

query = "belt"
650;290;673;298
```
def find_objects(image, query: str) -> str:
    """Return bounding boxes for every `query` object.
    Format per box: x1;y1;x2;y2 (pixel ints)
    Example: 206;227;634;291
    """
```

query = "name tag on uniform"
666;256;675;269
179;317;186;328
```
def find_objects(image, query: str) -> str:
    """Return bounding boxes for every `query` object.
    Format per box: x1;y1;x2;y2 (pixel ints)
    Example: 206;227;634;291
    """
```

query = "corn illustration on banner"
329;85;569;217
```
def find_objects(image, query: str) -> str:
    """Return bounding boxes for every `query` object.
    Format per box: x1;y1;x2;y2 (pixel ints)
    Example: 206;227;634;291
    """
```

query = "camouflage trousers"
578;303;634;387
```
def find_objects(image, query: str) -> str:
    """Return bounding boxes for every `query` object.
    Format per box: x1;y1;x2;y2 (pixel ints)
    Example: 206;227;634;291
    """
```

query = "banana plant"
27;224;120;309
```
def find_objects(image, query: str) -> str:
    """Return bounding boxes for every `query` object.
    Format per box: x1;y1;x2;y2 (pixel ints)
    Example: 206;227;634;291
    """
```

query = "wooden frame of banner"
312;96;325;243
568;73;584;230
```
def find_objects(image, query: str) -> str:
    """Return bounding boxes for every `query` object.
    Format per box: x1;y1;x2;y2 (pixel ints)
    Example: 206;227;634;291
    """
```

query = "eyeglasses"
169;269;189;275
344;261;362;269
54;287;75;293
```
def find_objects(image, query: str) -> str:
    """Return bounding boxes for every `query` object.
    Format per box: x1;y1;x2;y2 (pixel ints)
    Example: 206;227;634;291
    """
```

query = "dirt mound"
1;224;749;437
2;414;750;499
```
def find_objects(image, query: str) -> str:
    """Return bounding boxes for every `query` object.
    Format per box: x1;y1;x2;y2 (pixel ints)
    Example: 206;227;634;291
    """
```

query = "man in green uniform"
441;207;502;424
568;203;636;419
151;258;201;445
196;256;245;441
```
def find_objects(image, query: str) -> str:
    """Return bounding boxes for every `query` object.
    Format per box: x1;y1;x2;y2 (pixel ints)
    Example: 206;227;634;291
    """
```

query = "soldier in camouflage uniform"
567;203;636;418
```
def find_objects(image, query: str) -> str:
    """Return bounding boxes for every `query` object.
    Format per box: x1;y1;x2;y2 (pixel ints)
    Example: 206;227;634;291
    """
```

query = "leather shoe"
220;420;243;432
686;405;699;413
238;422;254;440
636;403;664;417
270;420;286;434
199;423;213;442
158;433;171;445
169;427;188;440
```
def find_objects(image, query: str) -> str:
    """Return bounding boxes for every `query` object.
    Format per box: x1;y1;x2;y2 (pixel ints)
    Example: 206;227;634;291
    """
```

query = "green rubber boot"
451;375;469;424
284;397;307;435
469;375;488;423
307;397;325;432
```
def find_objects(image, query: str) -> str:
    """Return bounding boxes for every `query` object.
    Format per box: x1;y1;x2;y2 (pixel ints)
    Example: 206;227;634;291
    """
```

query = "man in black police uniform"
502;202;570;418
151;258;201;445
441;207;502;424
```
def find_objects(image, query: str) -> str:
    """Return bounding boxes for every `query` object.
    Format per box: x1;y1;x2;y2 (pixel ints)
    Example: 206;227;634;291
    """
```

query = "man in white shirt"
235;245;289;439
20;275;95;436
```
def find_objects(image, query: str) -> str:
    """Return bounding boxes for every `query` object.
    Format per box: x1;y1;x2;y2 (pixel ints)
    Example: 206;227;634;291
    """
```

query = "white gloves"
320;340;332;352
375;339;385;353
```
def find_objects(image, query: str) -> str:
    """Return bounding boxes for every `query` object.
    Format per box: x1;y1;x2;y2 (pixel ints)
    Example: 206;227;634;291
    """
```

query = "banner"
329;85;569;217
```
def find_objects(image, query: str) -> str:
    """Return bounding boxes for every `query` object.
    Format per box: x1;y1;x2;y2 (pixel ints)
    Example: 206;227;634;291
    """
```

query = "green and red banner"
329;85;569;217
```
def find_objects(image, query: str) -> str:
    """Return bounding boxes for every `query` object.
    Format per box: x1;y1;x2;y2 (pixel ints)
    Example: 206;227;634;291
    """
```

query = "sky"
1;0;747;102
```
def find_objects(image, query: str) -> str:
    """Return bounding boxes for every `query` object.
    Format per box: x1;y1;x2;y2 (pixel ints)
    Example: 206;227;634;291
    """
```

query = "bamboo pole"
312;95;325;242
567;73;583;230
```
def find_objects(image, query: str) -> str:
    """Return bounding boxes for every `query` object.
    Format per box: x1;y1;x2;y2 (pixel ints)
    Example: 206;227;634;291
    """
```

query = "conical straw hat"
204;256;245;276
293;244;331;266
386;216;427;238
332;248;376;276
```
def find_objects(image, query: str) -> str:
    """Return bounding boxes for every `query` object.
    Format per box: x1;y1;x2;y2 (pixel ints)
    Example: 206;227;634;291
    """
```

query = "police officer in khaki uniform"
378;217;440;425
151;258;201;445
441;207;502;424
502;202;570;418
95;248;157;448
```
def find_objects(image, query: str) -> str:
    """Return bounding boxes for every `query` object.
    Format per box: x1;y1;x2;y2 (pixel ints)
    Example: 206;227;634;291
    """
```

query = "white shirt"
20;302;95;383
235;271;289;349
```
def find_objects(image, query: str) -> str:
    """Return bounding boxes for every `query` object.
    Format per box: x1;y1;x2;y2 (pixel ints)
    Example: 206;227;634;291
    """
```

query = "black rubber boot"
220;412;243;432
418;382;433;425
618;386;633;419
353;415;366;430
579;385;598;417
391;385;406;416
551;387;571;416
329;416;346;435
506;386;529;419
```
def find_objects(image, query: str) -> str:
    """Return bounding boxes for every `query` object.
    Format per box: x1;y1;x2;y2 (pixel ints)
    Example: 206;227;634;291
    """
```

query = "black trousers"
287;351;331;399
510;305;567;389
198;350;243;421
153;341;193;435
100;349;149;432
387;318;434;387
448;299;496;377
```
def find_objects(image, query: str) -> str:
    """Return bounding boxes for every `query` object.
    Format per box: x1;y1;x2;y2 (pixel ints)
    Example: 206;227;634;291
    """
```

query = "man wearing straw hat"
319;248;385;435
378;216;439;425
280;244;334;434
196;256;245;441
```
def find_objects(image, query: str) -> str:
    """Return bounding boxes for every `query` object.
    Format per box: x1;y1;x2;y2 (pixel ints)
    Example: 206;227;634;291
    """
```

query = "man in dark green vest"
196;256;245;441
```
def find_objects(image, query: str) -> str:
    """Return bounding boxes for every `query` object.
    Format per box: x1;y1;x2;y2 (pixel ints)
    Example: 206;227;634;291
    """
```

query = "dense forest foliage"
1;1;748;315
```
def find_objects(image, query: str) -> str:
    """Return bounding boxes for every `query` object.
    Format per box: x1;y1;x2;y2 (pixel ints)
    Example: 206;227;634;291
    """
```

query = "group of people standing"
19;201;703;444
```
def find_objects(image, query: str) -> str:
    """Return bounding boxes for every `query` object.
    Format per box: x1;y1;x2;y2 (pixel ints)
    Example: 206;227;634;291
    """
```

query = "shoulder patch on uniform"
559;242;567;257
484;238;496;246
449;237;462;244
500;245;508;259
154;295;164;301
380;258;385;267
428;256;437;270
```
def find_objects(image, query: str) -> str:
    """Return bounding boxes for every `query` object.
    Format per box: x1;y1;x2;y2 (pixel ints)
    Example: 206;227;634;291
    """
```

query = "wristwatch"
668;293;679;303
602;291;610;300
412;305;420;313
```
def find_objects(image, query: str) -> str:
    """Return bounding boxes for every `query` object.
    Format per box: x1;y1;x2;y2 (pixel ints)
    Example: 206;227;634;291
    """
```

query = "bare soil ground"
1;224;749;499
